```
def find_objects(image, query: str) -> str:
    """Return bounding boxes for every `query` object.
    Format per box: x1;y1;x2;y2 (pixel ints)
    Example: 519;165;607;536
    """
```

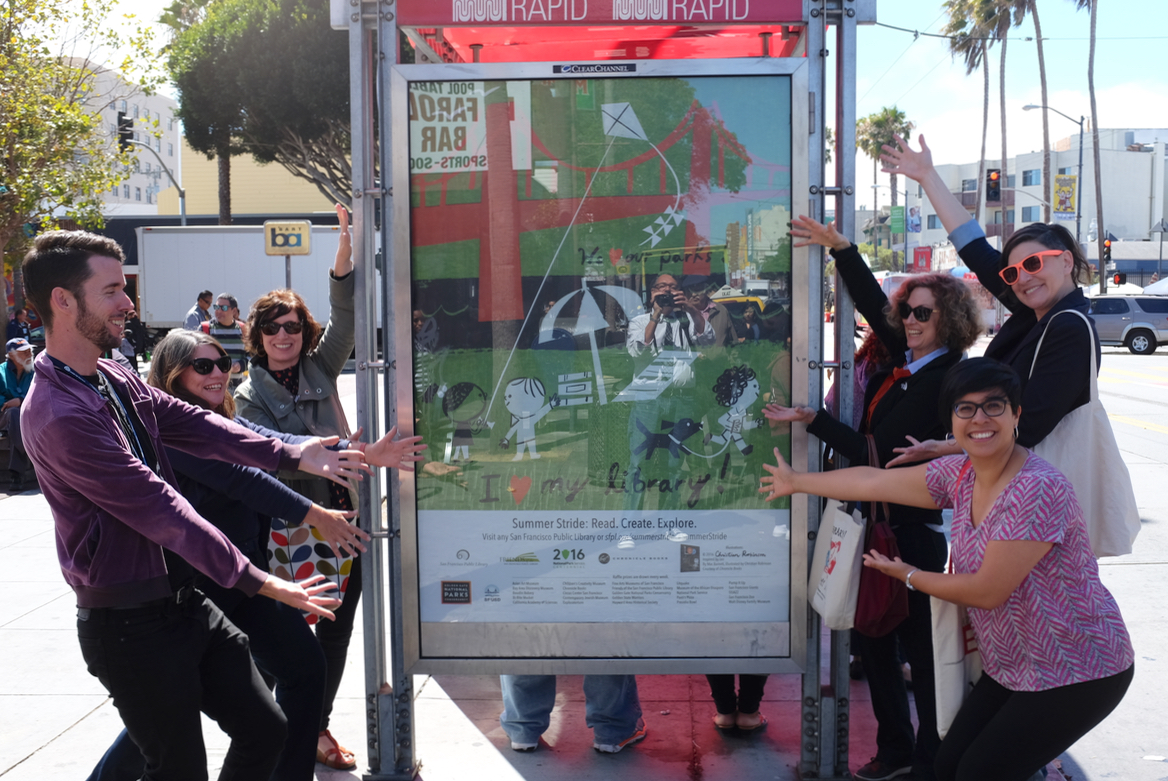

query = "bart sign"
263;221;312;255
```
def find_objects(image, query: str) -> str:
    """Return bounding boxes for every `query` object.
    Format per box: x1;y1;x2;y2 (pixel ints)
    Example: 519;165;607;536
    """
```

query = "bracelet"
649;316;660;323
904;569;920;591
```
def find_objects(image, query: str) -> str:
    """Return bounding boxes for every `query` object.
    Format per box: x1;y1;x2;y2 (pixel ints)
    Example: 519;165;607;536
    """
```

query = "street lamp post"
129;139;186;226
1023;104;1084;246
1153;219;1168;281
873;183;912;272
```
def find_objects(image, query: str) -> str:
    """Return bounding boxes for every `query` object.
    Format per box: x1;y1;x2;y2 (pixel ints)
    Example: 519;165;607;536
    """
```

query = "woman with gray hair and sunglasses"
878;134;1098;467
766;215;982;781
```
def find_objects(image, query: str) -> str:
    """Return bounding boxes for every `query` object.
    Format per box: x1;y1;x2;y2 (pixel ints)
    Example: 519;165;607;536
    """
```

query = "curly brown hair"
885;274;982;353
244;289;323;359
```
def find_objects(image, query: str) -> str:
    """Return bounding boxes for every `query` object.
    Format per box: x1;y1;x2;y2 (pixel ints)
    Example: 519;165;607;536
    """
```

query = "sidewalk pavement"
2;368;1164;780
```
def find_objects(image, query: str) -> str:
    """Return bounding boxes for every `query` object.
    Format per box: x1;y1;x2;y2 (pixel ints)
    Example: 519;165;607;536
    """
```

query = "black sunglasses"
897;302;936;323
259;320;305;336
953;398;1010;419
189;356;233;375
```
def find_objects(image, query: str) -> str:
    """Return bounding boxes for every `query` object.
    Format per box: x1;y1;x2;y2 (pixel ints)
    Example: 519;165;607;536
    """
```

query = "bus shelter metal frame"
339;1;867;777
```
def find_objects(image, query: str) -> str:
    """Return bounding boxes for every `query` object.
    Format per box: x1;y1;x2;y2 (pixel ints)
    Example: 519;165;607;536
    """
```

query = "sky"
849;0;1168;207
107;0;1168;211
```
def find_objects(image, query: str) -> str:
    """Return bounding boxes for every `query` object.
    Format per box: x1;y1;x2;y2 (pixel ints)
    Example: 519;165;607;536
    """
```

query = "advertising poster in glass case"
398;61;806;665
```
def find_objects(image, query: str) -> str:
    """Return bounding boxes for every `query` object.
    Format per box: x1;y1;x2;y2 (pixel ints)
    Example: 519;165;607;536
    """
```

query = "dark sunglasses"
897;302;936;323
259;320;305;336
212;304;232;311
189;356;233;375
953;397;1010;419
998;249;1064;285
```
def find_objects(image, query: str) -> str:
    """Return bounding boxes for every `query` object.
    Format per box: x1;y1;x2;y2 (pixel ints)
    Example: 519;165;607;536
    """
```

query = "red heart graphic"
510;475;532;504
609;248;623;267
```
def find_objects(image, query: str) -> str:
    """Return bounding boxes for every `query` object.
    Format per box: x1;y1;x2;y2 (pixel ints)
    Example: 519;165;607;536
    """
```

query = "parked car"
1088;295;1168;355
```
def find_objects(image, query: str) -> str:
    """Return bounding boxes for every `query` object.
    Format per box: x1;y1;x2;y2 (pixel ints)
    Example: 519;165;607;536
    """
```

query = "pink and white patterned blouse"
926;453;1134;692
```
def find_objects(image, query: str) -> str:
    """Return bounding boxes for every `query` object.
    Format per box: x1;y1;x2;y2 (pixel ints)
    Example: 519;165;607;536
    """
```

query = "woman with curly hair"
235;204;365;770
765;216;982;781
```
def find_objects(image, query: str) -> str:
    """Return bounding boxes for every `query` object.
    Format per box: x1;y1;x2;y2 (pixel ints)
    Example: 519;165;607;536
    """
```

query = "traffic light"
986;169;1001;202
117;112;134;153
1114;272;1127;285
1103;238;1112;266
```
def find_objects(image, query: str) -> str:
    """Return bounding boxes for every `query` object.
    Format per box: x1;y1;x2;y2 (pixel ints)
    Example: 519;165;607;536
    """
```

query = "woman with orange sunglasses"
879;134;1098;464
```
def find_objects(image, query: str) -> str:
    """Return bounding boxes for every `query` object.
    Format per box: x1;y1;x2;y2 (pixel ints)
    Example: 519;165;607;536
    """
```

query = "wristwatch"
904;569;919;591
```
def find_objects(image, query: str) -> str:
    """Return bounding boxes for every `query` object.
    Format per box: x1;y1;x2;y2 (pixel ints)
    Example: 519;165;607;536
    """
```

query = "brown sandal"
713;712;738;730
736;712;768;732
317;729;357;770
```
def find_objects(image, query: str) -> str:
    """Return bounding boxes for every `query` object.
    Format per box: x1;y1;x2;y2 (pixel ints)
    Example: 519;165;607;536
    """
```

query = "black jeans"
77;591;287;781
936;666;1133;781
317;554;361;731
706;674;769;715
855;524;947;778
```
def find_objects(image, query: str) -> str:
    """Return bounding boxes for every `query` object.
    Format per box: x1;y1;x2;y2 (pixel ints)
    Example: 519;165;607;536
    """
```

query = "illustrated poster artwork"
409;75;795;627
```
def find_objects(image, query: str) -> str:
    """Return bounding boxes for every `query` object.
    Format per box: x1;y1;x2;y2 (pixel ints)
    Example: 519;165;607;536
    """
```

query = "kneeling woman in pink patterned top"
761;357;1133;781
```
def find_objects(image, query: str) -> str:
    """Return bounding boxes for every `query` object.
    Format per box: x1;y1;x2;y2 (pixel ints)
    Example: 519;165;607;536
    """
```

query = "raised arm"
881;134;972;236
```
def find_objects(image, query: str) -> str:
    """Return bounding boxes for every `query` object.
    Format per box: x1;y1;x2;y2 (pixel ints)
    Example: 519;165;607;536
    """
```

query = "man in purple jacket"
20;230;366;780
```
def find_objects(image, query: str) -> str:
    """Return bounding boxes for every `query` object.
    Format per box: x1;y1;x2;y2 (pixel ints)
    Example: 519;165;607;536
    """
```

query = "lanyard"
50;357;157;475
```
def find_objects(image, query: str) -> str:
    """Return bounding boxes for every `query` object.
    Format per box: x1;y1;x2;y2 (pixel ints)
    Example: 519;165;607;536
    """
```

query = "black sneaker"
854;758;912;781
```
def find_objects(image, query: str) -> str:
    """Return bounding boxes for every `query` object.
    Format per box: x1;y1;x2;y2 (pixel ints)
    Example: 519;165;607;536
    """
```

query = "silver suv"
1088;295;1168;355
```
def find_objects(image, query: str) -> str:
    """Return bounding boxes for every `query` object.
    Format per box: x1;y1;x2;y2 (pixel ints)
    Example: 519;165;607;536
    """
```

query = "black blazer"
959;237;1100;447
809;244;951;529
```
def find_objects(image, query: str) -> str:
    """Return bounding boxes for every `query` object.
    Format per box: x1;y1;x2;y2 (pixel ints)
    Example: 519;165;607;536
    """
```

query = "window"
168;143;174;157
144;162;151;173
1138;298;1168;314
1005;209;1015;224
1007;174;1015;188
132;104;139;119
147;191;154;205
962;179;977;192
119;99;127;112
1058;167;1074;175
123;184;130;199
154;137;161;151
927;214;941;230
1021;206;1039;222
143;108;150;121
109;122;117;135
168;117;174;131
135;187;141;201
1090;299;1130;315
1022;169;1041;186
109;100;116;110
992;210;1002;225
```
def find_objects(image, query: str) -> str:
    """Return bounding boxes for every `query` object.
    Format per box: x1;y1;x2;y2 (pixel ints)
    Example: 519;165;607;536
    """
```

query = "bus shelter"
335;1;874;777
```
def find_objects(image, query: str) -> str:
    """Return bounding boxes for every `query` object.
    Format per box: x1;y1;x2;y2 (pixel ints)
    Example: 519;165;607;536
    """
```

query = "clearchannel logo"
552;64;637;75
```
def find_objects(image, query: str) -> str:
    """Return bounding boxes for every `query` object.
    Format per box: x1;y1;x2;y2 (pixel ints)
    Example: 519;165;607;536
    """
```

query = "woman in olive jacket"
235;204;362;771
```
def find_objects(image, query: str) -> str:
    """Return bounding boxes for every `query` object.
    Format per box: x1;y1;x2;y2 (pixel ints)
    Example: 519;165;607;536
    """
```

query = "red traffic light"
1114;273;1122;285
1103;239;1112;248
988;171;1000;182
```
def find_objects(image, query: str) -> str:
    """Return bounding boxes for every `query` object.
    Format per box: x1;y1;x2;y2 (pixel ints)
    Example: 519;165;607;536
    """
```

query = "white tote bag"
931;593;982;739
808;499;866;630
1029;309;1141;558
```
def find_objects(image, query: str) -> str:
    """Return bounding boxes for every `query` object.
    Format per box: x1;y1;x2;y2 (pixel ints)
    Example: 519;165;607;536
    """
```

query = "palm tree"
857;107;914;270
1010;0;1052;222
944;1;991;225
1073;0;1104;289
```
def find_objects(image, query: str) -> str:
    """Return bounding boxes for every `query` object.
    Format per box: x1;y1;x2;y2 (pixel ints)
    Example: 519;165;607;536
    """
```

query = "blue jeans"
499;675;642;745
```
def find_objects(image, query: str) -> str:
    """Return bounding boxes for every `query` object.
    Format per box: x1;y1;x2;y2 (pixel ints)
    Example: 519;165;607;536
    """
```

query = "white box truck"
135;224;360;328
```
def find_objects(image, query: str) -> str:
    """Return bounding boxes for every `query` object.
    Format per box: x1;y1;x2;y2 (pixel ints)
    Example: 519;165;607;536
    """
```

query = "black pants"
706;674;768;715
77;591;286;781
856;524;947;778
317;554;362;731
936;666;1133;781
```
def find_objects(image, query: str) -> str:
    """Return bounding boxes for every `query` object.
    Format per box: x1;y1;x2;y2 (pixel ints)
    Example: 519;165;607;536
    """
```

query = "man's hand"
299;436;371;486
258;574;342;621
303;504;369;558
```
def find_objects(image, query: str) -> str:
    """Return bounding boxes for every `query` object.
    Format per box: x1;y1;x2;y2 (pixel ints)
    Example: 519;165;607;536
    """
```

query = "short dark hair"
198;290;213;301
1000;222;1089;286
216;293;238;310
938;358;1022;433
245;289;322;358
23;231;125;330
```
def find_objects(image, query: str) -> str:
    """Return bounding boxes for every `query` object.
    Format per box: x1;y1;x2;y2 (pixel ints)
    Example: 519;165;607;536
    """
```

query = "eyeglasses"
259;320;305;336
998;249;1065;285
953;397;1010;419
212;304;232;312
897;303;936;323
189;356;233;375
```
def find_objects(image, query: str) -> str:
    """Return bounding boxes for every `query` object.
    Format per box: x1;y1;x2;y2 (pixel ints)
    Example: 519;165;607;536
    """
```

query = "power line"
875;21;1168;42
858;12;947;104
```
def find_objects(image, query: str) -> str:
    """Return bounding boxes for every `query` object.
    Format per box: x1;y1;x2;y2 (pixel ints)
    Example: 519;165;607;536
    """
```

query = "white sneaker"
510;740;538;752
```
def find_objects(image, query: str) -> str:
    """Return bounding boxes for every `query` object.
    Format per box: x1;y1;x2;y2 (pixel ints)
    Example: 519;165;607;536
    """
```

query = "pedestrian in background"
183;289;213;330
202;292;249;389
6;308;30;341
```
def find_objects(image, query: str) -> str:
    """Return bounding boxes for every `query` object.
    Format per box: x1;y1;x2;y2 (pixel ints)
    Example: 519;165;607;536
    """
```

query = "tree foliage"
168;0;351;217
0;0;160;275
